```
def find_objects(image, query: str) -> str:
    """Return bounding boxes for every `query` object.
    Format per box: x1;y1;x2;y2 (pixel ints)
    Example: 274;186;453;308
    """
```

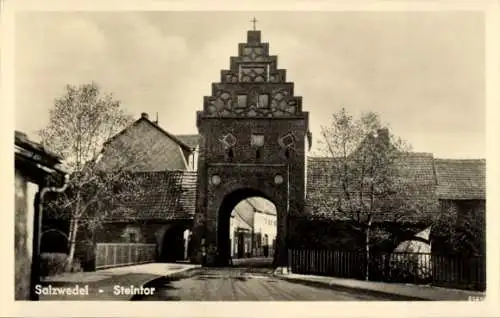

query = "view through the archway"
217;193;277;268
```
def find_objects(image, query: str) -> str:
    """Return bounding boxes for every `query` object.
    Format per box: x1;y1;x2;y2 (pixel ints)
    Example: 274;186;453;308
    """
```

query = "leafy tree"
432;200;485;256
314;108;436;280
39;82;146;268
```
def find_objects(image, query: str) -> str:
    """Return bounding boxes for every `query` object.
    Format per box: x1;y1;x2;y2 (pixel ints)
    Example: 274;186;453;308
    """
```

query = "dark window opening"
226;148;234;161
285;149;290;159
256;149;261;160
128;232;137;243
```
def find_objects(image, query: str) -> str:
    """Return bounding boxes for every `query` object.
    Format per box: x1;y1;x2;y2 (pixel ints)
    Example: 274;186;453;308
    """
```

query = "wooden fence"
95;243;156;270
288;249;486;291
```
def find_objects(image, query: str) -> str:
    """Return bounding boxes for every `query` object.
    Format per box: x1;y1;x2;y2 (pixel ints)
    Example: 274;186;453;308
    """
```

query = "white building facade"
229;197;277;258
229;212;253;258
253;211;277;257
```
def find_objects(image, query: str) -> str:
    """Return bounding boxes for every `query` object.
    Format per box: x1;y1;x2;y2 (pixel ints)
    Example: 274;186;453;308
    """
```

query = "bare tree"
39;82;146;268
316;108;435;280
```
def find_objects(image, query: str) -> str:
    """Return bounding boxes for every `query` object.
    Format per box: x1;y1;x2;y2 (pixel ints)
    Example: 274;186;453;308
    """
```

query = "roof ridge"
308;156;334;160
145;119;193;151
176;133;200;137
102;117;194;152
435;158;486;162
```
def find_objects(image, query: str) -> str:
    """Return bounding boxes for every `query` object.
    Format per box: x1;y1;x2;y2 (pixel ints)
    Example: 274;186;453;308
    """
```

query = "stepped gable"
200;30;304;119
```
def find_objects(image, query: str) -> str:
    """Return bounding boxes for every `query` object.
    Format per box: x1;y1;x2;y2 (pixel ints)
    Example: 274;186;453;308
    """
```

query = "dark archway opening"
216;188;277;267
160;222;192;262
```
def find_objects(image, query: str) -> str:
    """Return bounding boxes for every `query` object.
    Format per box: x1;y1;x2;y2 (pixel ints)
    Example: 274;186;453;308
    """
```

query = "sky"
14;11;485;159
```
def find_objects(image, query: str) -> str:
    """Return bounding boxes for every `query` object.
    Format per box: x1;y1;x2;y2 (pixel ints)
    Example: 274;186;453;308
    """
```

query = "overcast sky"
15;11;485;159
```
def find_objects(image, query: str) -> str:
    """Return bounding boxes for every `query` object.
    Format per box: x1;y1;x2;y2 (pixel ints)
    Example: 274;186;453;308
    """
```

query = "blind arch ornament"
220;133;237;149
278;132;297;149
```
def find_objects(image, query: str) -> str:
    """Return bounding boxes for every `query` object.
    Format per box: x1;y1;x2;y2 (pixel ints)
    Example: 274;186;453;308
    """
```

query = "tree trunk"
365;225;370;281
66;218;79;270
66;191;81;269
67;218;74;250
364;216;372;281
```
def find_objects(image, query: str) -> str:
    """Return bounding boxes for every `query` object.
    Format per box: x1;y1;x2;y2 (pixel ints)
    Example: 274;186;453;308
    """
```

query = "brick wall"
193;115;308;266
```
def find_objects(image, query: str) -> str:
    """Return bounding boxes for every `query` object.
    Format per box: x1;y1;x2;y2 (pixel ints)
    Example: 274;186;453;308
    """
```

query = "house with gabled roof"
305;152;440;225
305;147;486;252
90;112;199;263
15;131;67;299
95;112;197;172
41;112;200;268
433;158;486;254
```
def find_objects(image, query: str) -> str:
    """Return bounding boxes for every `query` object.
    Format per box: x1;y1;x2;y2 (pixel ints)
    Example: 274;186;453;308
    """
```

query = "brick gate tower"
192;29;309;268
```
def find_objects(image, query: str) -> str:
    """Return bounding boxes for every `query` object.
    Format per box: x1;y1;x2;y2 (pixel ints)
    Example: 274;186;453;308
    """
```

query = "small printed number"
468;296;485;301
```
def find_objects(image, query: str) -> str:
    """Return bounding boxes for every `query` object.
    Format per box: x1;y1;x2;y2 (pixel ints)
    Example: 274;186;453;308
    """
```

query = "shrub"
39;253;83;277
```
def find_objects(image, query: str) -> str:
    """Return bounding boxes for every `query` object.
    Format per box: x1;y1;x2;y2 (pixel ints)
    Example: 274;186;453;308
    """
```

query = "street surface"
136;266;389;301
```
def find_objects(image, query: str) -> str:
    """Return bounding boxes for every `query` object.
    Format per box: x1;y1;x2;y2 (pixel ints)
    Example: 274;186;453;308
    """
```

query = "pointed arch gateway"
217;188;277;264
191;28;309;269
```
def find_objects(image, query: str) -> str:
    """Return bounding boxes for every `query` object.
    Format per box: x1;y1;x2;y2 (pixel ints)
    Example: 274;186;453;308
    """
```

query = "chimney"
141;112;149;120
377;128;390;147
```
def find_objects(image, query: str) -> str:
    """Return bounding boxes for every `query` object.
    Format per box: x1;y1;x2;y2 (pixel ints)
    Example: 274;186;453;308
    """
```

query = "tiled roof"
176;134;200;149
435;159;486;200
305;153;439;223
104;117;192;151
232;200;254;227
96;119;190;172
15;130;61;163
246;197;277;215
393;152;436;185
113;170;197;220
15;130;66;176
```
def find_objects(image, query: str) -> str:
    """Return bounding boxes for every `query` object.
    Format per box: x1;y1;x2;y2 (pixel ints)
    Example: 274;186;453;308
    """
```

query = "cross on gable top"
250;17;258;31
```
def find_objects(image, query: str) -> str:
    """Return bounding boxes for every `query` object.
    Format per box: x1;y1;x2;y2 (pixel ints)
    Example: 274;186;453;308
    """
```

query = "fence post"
104;244;108;269
327;250;331;275
113;244;117;267
287;249;291;274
